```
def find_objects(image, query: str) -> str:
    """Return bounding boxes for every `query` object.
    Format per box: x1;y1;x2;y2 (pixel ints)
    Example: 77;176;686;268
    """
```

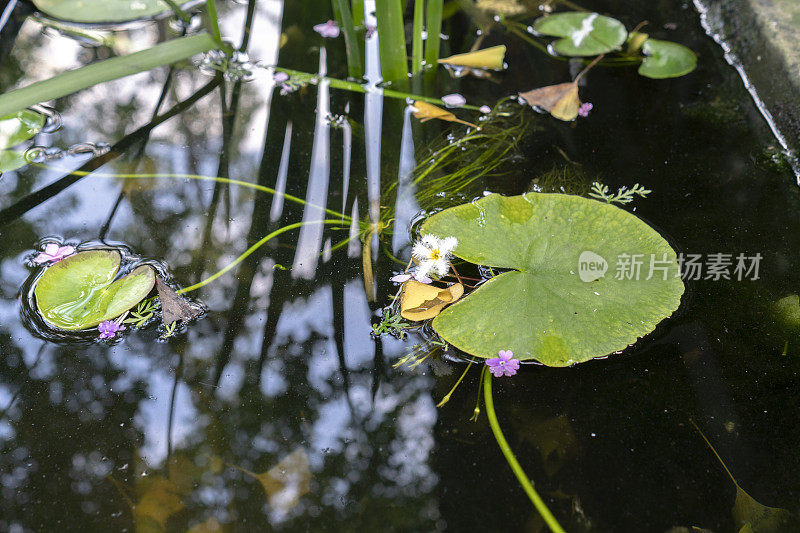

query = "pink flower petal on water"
44;243;60;255
441;93;466;108
313;20;340;38
390;274;412;283
479;105;491;113
498;349;513;361
578;102;593;117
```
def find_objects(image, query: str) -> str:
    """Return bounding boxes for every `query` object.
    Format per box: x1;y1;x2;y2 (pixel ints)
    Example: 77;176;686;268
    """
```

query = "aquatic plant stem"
483;371;566;533
411;0;424;74
177;219;346;294
436;360;473;407
206;0;231;53
424;0;443;66
272;67;482;110
160;0;191;25
332;0;363;78
38;168;352;221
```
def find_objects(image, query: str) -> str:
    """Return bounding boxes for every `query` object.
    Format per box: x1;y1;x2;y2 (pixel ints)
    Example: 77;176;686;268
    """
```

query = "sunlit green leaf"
34;250;155;330
0;109;44;149
420;193;684;365
33;0;192;23
0;34;218;118
532;12;627;56
638;39;697;79
0;150;30;173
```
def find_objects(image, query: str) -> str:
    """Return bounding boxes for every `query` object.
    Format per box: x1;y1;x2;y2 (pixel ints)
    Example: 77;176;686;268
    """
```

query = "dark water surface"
1;1;799;531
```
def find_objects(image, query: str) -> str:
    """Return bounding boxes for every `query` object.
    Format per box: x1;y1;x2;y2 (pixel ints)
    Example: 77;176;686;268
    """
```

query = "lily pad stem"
483;370;566;533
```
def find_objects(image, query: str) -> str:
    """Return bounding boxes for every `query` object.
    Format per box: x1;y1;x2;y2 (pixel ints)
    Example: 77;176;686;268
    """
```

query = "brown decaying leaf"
156;276;200;325
411;101;478;129
254;448;311;513
401;281;465;321
133;477;184;530
519;82;581;121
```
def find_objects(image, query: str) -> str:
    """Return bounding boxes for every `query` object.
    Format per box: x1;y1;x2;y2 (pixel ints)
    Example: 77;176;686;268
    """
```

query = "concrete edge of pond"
695;0;800;175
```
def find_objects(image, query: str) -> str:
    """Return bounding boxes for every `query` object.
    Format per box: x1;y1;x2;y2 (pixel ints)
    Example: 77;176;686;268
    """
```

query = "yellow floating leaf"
133;477;184;531
401;281;464;321
188;517;223;533
519;82;581;121
254;448;311;513
411;101;477;128
438;45;507;70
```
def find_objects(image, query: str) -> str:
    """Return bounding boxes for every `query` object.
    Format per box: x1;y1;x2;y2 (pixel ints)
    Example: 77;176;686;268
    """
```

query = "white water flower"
412;234;458;280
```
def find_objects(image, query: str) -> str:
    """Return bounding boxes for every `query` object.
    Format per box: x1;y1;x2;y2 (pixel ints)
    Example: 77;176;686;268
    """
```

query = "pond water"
1;1;799;531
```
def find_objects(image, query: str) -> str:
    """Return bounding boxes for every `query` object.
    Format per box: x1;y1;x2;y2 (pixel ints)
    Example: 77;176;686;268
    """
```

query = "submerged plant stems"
177;220;346;294
424;0;443;66
332;0;363;78
43;169;352;221
483;371;566;533
375;0;409;83
273;67;481;110
160;0;191;25
0;33;219;117
411;0;425;74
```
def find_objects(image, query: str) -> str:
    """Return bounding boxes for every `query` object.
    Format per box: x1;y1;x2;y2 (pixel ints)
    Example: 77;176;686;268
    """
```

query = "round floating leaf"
638;39;697;79
34;250;155;330
33;0;192;23
532;12;627;56
421;193;684;366
0;109;44;150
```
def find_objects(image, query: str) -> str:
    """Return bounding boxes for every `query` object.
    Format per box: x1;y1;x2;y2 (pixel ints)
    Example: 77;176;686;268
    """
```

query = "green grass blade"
375;0;408;83
351;0;365;26
424;0;443;66
332;0;363;78
411;0;424;74
0;33;219;117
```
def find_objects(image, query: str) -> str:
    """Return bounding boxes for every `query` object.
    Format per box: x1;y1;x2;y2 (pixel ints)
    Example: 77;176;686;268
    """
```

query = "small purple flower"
479;105;491;114
34;243;75;264
273;71;289;83
441;93;466;108
486;349;520;377
578;102;593;118
313;20;340;38
98;320;125;340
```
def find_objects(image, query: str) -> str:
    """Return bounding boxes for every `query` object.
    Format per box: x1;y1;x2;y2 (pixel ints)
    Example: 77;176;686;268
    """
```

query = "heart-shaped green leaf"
638;39;697;79
33;0;192;23
35;250;155;330
532;12;627;56
420;193;684;366
0;109;44;150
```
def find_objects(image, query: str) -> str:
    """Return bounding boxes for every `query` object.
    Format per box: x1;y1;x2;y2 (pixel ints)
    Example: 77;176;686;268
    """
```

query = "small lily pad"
420;193;684;366
0;110;44;150
34;250;155;330
532;12;627;56
638;39;697;79
33;0;192;23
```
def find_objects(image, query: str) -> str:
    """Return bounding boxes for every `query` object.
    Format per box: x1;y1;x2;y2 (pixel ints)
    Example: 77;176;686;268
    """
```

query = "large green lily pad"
0;110;44;150
638;39;697;79
34;250;155;330
421;193;684;366
532;12;627;56
33;0;192;23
